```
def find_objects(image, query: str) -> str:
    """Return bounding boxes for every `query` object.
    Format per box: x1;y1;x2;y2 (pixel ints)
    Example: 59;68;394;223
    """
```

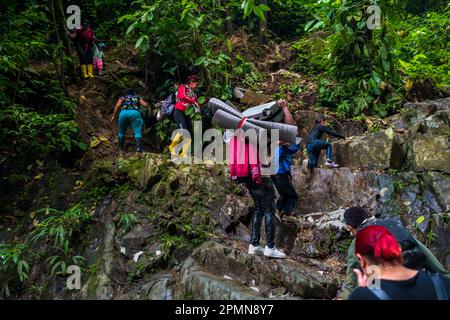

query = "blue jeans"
307;139;332;168
272;173;298;215
245;177;276;249
118;109;143;139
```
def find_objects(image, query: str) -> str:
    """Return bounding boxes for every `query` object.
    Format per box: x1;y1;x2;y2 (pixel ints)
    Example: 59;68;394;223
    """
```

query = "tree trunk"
225;2;233;35
55;0;77;81
51;0;68;95
258;0;267;44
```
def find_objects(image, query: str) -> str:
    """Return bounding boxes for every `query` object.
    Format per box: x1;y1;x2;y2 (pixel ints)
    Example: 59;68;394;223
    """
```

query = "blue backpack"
161;92;177;117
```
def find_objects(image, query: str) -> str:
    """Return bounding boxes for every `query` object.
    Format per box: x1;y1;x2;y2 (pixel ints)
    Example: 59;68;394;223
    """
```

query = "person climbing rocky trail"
1;1;449;306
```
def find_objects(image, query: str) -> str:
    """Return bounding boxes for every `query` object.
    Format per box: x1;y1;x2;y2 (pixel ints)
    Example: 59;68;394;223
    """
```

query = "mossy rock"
413;134;450;173
117;154;168;190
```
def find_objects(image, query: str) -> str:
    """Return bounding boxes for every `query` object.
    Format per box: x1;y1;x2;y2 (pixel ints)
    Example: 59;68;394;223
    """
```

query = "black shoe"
118;137;124;151
136;138;143;153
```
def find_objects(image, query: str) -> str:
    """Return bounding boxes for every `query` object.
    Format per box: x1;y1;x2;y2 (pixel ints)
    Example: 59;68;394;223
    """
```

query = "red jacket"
175;85;198;113
75;27;95;52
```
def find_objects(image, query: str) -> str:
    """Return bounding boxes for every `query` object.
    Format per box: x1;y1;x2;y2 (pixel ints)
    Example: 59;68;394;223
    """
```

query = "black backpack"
368;272;449;300
360;217;426;269
161;92;177;117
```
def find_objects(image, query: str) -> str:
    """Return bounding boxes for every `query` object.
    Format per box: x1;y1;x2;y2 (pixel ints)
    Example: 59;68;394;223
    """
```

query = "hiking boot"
136;138;143;153
81;65;89;79
118;137;125;151
248;244;264;256
325;160;339;168
264;246;286;259
87;64;94;78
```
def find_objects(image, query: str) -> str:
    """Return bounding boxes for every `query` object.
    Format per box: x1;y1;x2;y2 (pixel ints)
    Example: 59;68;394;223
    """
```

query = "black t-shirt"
307;124;345;144
349;270;450;300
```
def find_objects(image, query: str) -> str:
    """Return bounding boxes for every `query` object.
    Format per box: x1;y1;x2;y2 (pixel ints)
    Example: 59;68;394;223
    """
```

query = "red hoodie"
228;136;262;185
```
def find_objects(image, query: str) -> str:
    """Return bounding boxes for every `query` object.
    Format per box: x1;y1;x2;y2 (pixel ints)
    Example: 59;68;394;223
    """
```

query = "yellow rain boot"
179;138;192;159
168;132;183;156
80;65;88;79
87;64;94;78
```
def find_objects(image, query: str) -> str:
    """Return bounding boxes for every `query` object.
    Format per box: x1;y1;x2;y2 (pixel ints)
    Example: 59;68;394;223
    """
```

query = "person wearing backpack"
349;225;450;300
342;207;449;299
158;83;180;121
111;88;149;152
168;75;200;158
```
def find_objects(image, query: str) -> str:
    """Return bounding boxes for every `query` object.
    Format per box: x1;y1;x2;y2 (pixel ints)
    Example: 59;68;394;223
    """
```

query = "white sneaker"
248;244;264;256
264;246;286;259
325;160;339;168
302;158;310;175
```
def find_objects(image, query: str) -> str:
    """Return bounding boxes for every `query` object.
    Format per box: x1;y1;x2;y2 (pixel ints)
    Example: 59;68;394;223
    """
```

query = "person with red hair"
349;225;450;300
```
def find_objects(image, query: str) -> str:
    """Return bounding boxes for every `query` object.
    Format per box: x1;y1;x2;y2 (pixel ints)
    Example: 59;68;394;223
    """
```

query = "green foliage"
306;0;397;83
395;8;450;88
118;213;139;232
241;0;270;21
400;107;418;122
0;242;31;298
233;54;262;87
161;234;188;259
292;36;331;75
0;105;84;156
267;0;317;37
31;204;92;275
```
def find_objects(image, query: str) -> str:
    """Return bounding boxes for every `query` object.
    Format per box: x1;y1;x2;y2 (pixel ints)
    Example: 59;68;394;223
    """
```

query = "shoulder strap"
368;287;392;300
430;274;448;300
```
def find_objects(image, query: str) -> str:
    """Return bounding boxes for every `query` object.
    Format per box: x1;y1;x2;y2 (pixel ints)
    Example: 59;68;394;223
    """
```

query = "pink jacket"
228;136;262;184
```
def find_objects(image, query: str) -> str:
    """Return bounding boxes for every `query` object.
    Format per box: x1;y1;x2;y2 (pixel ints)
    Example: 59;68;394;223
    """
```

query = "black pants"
76;44;94;65
271;173;299;215
244;177;276;249
173;109;193;136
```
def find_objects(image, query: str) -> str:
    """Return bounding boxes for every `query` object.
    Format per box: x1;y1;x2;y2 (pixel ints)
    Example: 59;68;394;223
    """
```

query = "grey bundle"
209;98;298;144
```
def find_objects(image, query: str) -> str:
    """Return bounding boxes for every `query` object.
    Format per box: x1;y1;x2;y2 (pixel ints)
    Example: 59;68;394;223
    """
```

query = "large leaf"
253;6;265;21
304;19;316;32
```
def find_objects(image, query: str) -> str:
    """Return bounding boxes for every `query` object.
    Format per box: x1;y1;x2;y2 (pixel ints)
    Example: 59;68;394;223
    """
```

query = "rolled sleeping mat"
209;98;242;118
210;98;298;143
212;109;266;135
242;101;280;120
248;118;298;144
263;108;285;123
225;100;238;110
212;109;297;144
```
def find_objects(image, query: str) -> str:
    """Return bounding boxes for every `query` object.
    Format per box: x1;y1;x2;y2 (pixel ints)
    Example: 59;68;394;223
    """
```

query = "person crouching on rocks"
305;115;345;170
228;132;286;259
111;88;149;152
271;100;300;219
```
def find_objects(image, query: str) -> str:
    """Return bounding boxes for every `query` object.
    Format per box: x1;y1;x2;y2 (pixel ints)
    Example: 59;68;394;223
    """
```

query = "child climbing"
93;42;106;76
305;115;345;169
68;19;96;79
111;88;149;153
168;75;200;158
228;131;286;259
272;100;300;218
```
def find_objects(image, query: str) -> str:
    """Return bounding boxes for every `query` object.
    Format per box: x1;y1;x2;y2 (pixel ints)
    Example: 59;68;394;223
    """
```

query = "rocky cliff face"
8;98;450;300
